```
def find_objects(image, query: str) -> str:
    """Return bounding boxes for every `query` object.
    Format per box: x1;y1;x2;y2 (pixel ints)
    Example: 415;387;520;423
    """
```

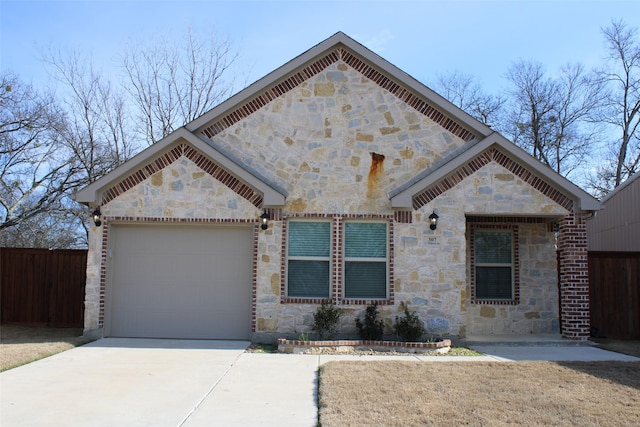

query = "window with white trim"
473;229;514;300
343;221;388;299
286;220;331;298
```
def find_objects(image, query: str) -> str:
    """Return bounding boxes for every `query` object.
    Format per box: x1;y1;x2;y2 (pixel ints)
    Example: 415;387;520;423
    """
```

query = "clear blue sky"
1;0;639;99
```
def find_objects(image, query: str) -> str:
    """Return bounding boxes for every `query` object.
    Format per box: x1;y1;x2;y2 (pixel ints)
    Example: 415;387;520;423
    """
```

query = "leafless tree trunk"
42;48;136;184
0;74;82;232
434;71;505;126
596;20;640;189
123;28;238;145
504;60;603;179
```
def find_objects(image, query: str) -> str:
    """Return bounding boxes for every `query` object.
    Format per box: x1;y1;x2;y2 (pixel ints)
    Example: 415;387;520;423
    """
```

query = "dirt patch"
1;325;94;371
319;360;640;427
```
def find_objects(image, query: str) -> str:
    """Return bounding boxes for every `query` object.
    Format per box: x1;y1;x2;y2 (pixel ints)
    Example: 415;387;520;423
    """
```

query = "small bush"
312;300;342;340
355;303;384;341
393;303;425;342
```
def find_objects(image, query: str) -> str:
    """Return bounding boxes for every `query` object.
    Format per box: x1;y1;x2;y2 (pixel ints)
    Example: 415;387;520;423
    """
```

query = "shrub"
393;303;425;342
312;300;342;340
355;303;384;341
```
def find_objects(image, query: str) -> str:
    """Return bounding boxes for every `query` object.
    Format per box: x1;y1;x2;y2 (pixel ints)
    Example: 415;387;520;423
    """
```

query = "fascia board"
73;131;186;204
390;137;494;208
490;134;602;211
187;32;353;133
180;131;286;206
391;132;602;212
187;32;492;139
600;171;639;203
74;128;286;206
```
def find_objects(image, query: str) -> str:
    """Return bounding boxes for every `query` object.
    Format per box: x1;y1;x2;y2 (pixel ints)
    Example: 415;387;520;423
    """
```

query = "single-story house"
75;32;601;342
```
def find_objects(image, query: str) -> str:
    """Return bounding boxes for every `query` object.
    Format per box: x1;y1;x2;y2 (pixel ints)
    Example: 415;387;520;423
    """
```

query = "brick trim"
251;224;259;333
101;143;264;208
263;207;284;221
333;217;343;304
98;224;108;328
280;213;395;305
557;212;590;340
469;223;520;305
413;147;574;212
201;48;476;143
96;217;259;334
467;216;556;224
394;210;412;223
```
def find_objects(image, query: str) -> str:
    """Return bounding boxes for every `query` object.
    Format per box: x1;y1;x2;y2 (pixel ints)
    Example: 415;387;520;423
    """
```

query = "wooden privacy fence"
1;247;87;327
589;252;640;339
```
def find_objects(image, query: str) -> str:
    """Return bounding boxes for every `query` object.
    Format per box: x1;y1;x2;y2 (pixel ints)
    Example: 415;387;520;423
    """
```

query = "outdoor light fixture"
92;208;102;227
429;210;439;230
260;211;269;230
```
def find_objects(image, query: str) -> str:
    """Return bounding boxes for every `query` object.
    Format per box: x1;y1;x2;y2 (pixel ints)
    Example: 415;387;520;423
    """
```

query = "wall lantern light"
260;211;269;230
92;208;102;227
429;210;439;230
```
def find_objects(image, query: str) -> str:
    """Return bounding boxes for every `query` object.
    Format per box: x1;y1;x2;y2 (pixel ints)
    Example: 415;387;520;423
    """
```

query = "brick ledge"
277;338;451;354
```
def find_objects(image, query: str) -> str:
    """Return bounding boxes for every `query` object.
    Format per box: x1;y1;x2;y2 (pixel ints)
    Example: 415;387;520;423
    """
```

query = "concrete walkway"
1;338;638;427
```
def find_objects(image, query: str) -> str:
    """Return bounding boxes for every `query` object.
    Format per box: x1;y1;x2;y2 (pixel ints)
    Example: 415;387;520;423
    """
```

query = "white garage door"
106;224;253;340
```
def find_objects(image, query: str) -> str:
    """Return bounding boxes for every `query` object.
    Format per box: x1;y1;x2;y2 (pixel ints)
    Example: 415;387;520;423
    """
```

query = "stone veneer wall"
85;59;579;341
83;156;261;334
253;161;569;342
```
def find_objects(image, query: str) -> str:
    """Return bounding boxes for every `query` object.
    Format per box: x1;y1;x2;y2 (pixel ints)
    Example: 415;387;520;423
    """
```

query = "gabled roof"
187;31;493;142
390;132;602;212
73;128;286;207
75;31;492;209
75;32;601;215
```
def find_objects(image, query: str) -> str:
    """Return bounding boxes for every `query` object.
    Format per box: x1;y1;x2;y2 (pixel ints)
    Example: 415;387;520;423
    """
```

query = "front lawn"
0;326;93;371
318;360;640;426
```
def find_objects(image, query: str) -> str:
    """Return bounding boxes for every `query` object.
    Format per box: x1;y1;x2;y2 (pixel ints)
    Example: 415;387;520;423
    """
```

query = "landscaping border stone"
277;338;451;354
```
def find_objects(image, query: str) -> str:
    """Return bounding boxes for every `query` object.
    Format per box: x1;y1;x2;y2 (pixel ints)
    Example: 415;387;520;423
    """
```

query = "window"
284;217;392;302
344;222;388;299
286;221;331;298
473;229;514;300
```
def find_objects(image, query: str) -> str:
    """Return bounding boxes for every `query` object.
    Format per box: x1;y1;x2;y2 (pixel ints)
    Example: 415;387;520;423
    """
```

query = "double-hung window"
286;221;331;298
343;221;388;299
285;218;390;301
473;229;514;300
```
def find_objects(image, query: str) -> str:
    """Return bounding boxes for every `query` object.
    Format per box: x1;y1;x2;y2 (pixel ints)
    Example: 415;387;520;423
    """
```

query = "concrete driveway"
0;339;318;427
2;338;638;427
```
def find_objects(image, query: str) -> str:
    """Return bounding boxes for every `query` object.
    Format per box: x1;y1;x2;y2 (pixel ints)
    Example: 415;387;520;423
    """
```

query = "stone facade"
81;36;594;341
83;154;261;334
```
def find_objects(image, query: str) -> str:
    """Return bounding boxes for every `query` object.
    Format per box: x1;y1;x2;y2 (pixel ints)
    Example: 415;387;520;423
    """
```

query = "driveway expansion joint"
177;351;244;427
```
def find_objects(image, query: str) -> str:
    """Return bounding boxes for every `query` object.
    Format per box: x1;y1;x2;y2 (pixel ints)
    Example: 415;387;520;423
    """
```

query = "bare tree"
123;28;238;145
434;71;505;126
42;48;136;184
593;20;640;190
0;73;82;232
0;197;85;248
37;49;139;245
503;60;603;179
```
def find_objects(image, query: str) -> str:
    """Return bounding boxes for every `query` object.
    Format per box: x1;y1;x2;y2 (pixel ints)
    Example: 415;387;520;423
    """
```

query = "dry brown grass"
0;325;93;371
319;360;640;427
592;338;640;358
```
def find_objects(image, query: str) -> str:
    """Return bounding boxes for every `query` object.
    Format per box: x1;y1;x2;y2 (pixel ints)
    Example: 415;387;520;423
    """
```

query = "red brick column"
557;212;590;340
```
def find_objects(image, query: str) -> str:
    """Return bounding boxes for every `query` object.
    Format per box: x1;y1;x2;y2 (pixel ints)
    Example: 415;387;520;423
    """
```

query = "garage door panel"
107;224;253;339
